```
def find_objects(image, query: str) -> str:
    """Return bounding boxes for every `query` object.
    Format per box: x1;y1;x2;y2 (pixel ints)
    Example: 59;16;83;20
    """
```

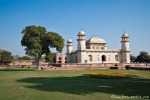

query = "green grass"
0;69;150;100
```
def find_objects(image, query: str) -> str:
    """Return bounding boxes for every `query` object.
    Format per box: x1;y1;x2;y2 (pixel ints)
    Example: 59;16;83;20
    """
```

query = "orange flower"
85;72;137;78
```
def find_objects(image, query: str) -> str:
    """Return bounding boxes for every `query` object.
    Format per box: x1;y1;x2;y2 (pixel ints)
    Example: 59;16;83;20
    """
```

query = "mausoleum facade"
66;30;130;63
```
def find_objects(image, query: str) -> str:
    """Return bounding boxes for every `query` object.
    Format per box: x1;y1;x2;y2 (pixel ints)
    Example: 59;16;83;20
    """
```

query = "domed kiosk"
78;29;85;36
122;31;129;37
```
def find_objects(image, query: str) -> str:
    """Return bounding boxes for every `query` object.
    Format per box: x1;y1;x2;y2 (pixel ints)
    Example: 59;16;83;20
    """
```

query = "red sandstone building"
55;52;67;63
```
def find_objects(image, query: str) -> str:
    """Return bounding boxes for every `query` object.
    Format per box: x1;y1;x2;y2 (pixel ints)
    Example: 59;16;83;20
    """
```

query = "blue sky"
0;0;150;56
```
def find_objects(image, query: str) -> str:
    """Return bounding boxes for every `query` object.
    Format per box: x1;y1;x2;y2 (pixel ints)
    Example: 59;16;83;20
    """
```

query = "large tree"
0;51;13;64
130;54;136;62
135;51;150;63
21;25;64;69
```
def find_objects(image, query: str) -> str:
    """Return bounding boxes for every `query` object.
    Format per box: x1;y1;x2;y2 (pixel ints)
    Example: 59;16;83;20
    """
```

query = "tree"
148;58;150;63
18;56;32;60
45;52;56;64
0;51;13;64
0;49;4;61
130;54;136;62
135;51;150;63
45;52;54;64
21;25;65;69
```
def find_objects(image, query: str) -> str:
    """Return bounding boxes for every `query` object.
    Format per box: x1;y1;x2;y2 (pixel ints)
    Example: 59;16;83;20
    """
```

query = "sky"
0;0;150;57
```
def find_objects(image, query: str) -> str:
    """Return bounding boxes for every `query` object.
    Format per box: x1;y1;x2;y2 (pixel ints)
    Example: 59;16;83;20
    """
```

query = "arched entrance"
102;55;106;61
89;55;92;62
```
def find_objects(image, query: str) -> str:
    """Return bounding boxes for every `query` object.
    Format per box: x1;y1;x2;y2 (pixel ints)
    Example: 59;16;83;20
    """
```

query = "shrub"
125;65;131;70
21;65;26;68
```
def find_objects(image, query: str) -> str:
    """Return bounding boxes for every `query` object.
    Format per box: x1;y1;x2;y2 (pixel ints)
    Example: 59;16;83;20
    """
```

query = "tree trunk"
37;57;41;70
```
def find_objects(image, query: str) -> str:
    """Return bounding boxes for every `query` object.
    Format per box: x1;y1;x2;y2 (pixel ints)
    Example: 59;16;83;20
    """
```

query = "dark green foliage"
18;56;32;60
0;51;13;63
0;49;5;61
148;58;150;63
130;54;136;62
125;65;131;70
134;51;150;63
21;25;65;69
45;52;56;63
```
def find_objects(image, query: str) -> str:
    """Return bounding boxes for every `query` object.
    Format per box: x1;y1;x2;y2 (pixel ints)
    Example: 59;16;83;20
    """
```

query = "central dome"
86;37;106;44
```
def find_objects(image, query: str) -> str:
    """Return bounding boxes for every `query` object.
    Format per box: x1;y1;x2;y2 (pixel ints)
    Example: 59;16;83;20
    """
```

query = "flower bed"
84;72;137;79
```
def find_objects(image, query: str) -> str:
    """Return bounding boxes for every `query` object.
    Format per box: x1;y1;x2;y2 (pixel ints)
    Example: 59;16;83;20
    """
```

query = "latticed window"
96;46;99;49
92;46;95;49
115;55;118;61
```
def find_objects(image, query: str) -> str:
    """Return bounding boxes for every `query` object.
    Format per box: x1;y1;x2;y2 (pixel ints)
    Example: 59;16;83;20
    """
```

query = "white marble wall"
86;52;120;63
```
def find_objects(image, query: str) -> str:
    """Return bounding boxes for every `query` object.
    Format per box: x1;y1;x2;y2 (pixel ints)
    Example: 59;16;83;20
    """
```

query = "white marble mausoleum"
66;30;130;63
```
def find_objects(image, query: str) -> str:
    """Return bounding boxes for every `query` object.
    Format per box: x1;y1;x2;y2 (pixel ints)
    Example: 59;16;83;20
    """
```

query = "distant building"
55;52;67;63
66;30;130;63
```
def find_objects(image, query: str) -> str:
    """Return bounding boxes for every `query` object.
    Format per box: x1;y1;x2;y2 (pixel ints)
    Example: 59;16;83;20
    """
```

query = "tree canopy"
0;51;13;64
134;51;150;63
45;52;56;64
130;54;136;62
18;56;32;60
0;49;4;61
21;25;65;69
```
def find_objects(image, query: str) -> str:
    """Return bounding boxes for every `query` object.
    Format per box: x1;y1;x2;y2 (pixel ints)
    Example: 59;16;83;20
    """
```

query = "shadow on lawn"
17;76;150;97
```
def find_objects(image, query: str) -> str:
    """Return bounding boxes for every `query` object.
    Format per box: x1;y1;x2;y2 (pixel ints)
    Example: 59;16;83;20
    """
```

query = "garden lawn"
0;69;150;100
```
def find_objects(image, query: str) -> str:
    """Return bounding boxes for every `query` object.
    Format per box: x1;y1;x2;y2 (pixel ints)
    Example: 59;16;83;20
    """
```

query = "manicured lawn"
0;68;150;100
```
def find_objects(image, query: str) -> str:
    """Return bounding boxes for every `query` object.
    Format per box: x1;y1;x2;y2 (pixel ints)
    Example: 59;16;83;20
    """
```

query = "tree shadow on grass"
17;76;150;97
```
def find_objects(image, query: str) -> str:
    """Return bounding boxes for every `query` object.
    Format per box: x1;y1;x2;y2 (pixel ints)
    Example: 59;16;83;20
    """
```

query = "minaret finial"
81;28;82;31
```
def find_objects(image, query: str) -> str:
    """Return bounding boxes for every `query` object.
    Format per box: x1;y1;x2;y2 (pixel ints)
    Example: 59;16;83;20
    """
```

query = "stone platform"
41;63;150;70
